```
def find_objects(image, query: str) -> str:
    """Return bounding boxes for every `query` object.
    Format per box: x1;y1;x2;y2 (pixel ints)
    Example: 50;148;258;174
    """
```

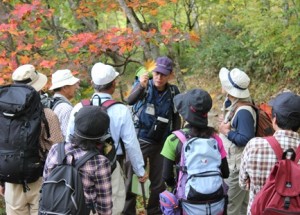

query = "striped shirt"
53;93;73;139
239;130;300;214
44;142;112;215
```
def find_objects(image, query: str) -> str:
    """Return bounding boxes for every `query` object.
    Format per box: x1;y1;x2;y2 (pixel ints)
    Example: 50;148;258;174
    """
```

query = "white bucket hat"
219;67;250;98
12;64;48;91
49;69;79;90
91;62;119;85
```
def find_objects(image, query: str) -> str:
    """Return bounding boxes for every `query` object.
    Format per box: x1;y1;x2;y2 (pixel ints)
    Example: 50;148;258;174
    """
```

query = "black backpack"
40;94;68;110
39;142;98;215
0;84;45;191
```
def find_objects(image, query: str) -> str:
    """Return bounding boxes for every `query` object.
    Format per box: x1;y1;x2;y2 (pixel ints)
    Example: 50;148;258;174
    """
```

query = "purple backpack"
159;190;181;215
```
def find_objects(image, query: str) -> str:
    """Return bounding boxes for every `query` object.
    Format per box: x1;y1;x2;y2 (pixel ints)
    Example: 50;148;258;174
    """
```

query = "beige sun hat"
219;67;250;98
91;62;119;85
12;64;48;91
49;69;79;90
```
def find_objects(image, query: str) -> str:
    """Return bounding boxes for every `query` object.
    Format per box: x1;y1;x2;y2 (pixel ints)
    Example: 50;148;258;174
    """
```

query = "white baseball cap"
49;69;79;90
12;64;48;91
91;62;119;85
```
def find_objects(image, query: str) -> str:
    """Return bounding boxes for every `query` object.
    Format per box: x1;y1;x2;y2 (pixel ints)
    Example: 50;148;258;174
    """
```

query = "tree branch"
116;0;152;59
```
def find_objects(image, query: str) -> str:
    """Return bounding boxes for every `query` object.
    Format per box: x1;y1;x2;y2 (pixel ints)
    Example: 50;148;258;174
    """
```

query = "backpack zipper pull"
284;196;290;209
23;180;30;192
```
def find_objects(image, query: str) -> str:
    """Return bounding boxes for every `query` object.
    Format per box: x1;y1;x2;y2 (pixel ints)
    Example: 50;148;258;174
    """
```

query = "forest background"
0;0;300;214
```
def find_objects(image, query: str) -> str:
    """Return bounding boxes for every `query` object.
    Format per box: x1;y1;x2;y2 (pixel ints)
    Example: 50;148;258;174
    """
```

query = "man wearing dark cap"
126;56;181;214
239;91;300;215
43;106;113;215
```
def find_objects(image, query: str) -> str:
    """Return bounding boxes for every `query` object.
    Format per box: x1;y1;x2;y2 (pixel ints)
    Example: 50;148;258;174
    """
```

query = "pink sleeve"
213;133;227;159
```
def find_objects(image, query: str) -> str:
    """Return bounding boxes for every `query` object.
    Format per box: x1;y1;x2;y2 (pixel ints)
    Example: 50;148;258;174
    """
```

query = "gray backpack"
40;94;68;110
39;142;98;215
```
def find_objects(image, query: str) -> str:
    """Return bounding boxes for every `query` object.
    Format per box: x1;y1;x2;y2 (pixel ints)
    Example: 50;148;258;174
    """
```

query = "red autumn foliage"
0;0;196;85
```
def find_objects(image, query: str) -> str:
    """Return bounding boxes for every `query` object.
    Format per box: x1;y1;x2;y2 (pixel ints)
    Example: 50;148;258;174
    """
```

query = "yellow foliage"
144;59;156;72
180;68;188;74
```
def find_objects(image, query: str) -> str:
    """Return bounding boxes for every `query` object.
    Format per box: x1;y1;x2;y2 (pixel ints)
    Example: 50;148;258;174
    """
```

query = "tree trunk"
190;0;200;32
282;0;289;26
184;0;200;31
167;45;187;92
116;0;152;60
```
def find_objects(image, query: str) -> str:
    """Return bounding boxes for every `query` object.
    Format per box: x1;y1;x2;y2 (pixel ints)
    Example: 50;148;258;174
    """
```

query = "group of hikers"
0;56;299;215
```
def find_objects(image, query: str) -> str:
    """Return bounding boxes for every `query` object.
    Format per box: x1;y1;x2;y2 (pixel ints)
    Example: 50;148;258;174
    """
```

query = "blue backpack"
174;130;225;215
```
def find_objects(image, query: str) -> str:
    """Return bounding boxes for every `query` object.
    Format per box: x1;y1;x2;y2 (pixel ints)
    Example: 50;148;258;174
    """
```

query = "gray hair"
93;81;114;92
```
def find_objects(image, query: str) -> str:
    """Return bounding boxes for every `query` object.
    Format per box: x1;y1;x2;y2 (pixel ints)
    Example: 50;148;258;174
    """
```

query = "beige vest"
220;105;256;172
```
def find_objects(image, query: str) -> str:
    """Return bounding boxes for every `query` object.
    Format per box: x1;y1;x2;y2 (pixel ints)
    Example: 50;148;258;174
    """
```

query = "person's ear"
272;115;278;130
169;72;175;80
61;86;67;92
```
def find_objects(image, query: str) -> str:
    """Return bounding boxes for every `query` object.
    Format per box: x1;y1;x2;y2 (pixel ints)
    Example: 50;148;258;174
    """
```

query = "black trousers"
122;140;165;215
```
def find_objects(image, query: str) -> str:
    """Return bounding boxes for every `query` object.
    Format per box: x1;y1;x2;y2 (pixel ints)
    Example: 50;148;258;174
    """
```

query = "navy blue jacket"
127;80;181;144
228;109;256;146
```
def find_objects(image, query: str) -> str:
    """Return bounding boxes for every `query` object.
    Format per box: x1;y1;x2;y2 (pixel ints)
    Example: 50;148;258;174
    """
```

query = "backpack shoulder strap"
102;99;123;108
238;101;258;111
212;133;222;149
57;142;67;165
172;130;188;145
169;85;176;98
227;101;256;122
294;143;300;163
265;136;283;161
51;97;68;110
75;150;99;170
81;99;91;106
102;99;126;155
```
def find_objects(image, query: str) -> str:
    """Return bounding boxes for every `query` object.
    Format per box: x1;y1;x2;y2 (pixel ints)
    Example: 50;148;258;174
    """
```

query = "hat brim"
49;77;80;90
219;68;250;99
174;93;208;128
103;71;119;85
153;67;171;75
268;98;276;107
268;91;293;107
74;130;103;140
31;73;48;91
